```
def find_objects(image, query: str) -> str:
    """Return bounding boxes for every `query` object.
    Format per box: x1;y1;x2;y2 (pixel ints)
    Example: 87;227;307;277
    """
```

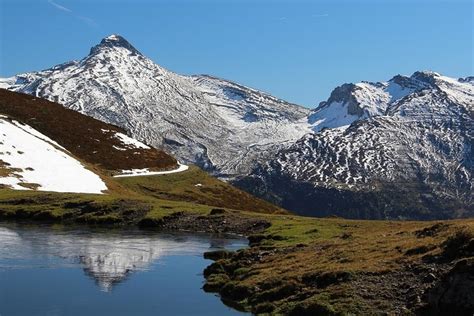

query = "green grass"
116;165;284;214
0;164;284;224
259;216;343;246
0;187;217;224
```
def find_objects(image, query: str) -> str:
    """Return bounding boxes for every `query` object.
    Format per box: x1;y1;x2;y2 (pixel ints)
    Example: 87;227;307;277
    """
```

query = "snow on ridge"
113;132;150;149
105;34;121;41
0;77;16;89
309;101;360;132
0;118;107;194
307;71;471;133
113;162;189;178
0;35;313;178
254;76;473;199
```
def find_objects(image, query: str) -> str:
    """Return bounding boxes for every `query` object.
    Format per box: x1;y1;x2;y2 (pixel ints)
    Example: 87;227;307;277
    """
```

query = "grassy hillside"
0;89;176;171
116;166;285;214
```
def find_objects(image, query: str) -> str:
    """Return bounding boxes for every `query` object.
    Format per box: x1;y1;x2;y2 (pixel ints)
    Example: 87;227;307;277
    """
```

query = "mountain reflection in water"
0;223;246;292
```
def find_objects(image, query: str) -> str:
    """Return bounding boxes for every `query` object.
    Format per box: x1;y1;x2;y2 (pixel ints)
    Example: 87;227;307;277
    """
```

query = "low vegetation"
203;218;474;315
116;165;284;214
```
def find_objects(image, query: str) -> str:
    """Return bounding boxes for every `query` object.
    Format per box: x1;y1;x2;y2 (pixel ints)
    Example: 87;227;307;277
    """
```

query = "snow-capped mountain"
0;35;311;178
1;35;472;219
236;71;474;219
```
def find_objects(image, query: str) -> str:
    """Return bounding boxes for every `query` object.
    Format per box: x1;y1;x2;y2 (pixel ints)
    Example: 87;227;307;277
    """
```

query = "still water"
0;223;247;316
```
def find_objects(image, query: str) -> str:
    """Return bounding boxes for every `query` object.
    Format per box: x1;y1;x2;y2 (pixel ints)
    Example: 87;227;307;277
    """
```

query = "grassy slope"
204;216;474;315
116;166;285;214
0;165;284;224
0;188;209;223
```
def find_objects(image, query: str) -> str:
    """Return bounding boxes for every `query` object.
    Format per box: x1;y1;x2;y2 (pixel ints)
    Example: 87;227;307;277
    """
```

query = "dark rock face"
310;83;364;122
422;258;474;315
234;171;470;220
89;34;142;56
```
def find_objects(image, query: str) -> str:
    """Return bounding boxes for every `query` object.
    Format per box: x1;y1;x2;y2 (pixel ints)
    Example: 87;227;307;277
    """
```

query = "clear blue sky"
0;0;472;107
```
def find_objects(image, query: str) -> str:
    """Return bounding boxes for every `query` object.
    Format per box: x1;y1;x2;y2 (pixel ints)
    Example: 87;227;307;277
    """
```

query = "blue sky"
0;0;472;107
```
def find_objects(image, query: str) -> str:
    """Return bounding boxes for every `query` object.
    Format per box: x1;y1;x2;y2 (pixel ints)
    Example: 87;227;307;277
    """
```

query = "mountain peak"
89;34;142;56
410;70;441;86
104;34;123;41
387;71;442;91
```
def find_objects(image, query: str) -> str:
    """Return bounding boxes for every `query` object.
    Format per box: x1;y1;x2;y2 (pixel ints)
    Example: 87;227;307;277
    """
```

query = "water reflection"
0;223;246;292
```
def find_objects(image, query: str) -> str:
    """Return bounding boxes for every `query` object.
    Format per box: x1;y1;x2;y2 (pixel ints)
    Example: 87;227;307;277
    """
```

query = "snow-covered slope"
0;88;182;193
236;72;474;219
0;116;107;193
1;35;311;178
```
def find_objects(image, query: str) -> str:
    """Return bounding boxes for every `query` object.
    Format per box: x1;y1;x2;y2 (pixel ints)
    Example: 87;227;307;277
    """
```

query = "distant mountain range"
1;35;472;219
237;72;474;219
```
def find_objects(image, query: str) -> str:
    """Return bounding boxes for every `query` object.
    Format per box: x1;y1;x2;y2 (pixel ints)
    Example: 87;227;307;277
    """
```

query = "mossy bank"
203;218;474;315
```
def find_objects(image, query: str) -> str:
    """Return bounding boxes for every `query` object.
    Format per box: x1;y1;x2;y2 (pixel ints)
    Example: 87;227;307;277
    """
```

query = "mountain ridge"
1;35;472;219
236;71;474;219
0;34;311;178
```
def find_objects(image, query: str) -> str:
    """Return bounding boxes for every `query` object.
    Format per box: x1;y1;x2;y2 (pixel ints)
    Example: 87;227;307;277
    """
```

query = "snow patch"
0;118;107;194
113;163;189;178
113;132;150;150
309;101;360;132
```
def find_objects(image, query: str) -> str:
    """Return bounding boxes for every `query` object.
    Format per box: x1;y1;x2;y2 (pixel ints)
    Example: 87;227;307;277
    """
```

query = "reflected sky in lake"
0;223;247;315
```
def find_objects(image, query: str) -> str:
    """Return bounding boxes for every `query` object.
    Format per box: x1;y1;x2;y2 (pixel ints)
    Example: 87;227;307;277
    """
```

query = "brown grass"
0;89;176;171
205;217;474;314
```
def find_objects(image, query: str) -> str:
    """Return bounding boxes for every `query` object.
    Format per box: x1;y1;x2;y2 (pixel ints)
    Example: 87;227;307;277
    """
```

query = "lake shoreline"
0;207;271;236
1;201;473;315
